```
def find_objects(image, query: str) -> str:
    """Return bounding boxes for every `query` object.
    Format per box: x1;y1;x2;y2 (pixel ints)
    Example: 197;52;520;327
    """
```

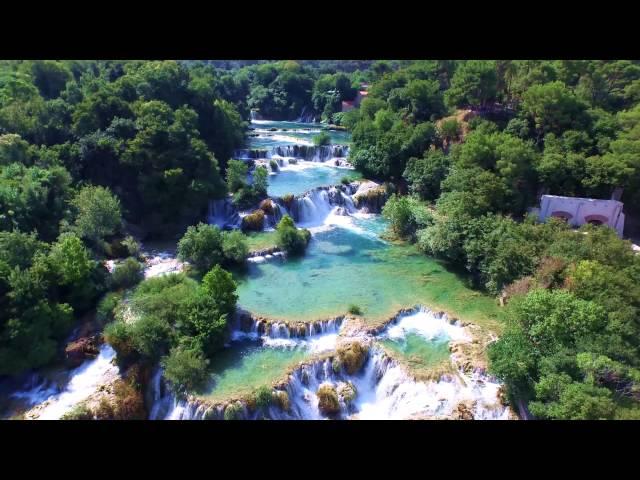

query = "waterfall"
235;145;349;162
13;344;119;420
297;105;315;123
208;198;241;230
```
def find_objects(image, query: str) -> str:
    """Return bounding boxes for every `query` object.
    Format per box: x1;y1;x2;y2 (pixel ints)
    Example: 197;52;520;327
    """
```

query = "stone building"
537;194;625;237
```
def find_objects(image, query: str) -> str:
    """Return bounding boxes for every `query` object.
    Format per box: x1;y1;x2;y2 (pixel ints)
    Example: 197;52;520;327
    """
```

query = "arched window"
584;214;608;226
551;211;573;222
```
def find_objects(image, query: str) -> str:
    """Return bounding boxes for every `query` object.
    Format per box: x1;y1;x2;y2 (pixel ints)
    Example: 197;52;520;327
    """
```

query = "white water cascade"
12;344;119;420
148;307;513;421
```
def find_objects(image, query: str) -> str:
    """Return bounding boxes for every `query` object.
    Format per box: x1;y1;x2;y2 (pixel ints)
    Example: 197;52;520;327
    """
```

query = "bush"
121;236;141;258
61;404;94;420
282;193;294;209
241;210;265;232
224;402;244;420
341;176;353;185
177;223;224;272
226;159;248;193
254;385;273;409
93;378;146;420
313;131;332;146
347;304;362;315
276;215;311;256
104;320;136;361
96;291;123;324
269;159;279;172
161;346;209;393
382;194;433;240
201;265;238;318
337;341;368;375
221;230;249;264
111;257;143;289
316;384;340;415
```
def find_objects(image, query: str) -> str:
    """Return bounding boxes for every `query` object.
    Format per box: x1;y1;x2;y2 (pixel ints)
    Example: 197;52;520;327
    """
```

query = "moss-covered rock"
224;402;244;420
273;390;290;412
336;381;357;405
317;383;340;416
281;193;294;209
332;357;341;374
336;340;369;375
259;199;275;215
241;210;265;232
451;400;476;420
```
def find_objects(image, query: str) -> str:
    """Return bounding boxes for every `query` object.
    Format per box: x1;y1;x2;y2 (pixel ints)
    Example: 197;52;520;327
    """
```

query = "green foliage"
313;131;331;146
254;385;273;409
111;257;143;290
105;266;236;380
275;215;311;256
241;210;265;232
347;304;362;315
252;165;268;198
445;60;497;109
201;265;238;318
382;194;433;240
226;159;248;193
70;185;122;244
177;223;224;272
96;291;123;324
221;230;249;264
161;345;209;393
403;150;450;201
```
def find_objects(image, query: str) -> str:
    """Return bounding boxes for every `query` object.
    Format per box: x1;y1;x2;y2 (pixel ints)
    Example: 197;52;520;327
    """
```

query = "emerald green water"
235;218;502;329
200;340;308;402
381;334;451;368
268;165;360;197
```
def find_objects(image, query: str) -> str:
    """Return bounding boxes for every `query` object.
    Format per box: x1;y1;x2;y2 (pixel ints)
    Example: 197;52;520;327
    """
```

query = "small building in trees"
538;194;625;237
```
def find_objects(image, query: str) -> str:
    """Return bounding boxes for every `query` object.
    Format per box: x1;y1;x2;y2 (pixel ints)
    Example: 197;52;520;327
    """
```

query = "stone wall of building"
539;195;625;236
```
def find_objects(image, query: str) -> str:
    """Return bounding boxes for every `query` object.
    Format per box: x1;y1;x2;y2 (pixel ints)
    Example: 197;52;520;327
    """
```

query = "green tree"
70;185;122;243
201;265;238;318
177;223;224;273
275;215;311;256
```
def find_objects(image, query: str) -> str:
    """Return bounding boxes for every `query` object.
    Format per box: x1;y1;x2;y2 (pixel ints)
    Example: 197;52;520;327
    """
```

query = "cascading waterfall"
234;145;349;162
10;344;119;420
208;198;241;230
148;306;513;420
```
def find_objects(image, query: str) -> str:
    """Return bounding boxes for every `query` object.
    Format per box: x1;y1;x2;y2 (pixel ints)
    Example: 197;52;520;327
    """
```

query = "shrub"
241;210;265;232
341;176;353;185
177;223;224;272
104;320;136;361
313;131;332;146
221;230;249;264
93;378;146;420
111;257;143;290
252;166;269;197
337;341;368;375
276;215;311;256
224;402;244;420
254;385;273;409
282;193;294;209
122;236;141;258
60;403;94;420
316;384;340;415
96;291;123;324
201;265;238;318
269;159;279;172
347;304;362;315
226;159;248;193
161;346;209;393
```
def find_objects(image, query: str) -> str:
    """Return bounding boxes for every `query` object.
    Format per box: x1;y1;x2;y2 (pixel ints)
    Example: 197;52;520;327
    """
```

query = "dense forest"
2;59;640;419
350;60;640;419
